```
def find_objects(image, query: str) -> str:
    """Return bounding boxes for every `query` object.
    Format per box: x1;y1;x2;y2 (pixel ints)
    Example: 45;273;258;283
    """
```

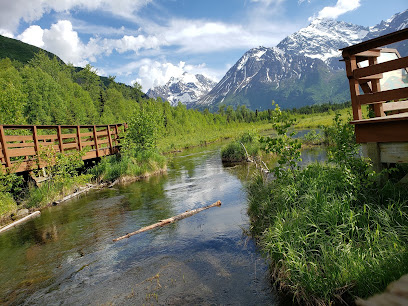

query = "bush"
221;131;260;162
248;111;408;304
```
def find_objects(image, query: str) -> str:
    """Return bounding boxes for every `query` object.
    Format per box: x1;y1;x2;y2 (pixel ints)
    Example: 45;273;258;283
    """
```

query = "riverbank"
247;115;408;305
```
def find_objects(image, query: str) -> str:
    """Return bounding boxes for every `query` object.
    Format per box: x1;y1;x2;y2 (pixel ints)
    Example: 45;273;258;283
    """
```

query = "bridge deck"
0;124;126;173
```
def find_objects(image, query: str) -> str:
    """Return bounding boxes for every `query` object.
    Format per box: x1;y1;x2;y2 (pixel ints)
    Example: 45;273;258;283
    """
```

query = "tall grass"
248;164;408;304
221;132;260;162
90;149;166;182
247;112;408;304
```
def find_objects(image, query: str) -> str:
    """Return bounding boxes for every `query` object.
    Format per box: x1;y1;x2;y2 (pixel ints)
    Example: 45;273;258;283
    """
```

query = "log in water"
113;200;222;242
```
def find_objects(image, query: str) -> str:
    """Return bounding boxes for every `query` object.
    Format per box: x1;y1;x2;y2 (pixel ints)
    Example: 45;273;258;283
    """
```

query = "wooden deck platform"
0;124;127;173
341;28;408;166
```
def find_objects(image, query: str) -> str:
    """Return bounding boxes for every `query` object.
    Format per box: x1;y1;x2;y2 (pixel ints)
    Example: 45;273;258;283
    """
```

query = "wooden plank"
32;126;40;158
80;132;94;137
107;125;113;154
369;57;385;117
345;56;362;120
8;147;36;157
0;126;11;168
6;142;36;148
379;143;408;163
383;100;408;112
83;150;98;160
93;126;99;157
353;56;408;79
76;126;82;151
60;133;77;139
357;87;408;105
37;135;58;141
355;49;381;57
357;73;383;80
341;28;408;56
354;119;408;143
4;135;34;142
96;131;108;136
57;126;63;153
62;143;79;150
81;141;96;147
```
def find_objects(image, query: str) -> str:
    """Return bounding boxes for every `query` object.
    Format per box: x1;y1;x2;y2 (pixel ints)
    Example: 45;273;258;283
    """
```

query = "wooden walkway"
0;124;127;173
341;28;408;168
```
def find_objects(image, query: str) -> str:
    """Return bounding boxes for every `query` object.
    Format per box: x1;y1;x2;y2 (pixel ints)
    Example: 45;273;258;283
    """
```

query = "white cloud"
17;25;44;47
106;58;219;90
146;18;297;54
0;0;152;33
317;0;361;19
42;20;88;66
0;29;14;38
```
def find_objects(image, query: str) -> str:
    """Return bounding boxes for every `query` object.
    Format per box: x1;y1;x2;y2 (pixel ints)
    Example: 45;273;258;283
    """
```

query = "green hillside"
0;35;63;64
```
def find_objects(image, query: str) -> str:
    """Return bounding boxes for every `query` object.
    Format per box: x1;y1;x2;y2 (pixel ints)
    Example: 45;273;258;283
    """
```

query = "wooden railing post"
93;125;99;157
369;57;385;117
32;126;40;167
115;125;119;146
345;55;362;120
0;126;11;168
107;125;113;154
76;126;82;151
57;126;63;153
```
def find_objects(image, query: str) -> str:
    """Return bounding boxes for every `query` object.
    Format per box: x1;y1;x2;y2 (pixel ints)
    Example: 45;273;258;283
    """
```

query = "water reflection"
0;143;281;305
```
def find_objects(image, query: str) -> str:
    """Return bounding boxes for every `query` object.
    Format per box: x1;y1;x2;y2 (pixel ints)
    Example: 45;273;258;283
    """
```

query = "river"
0;142;325;305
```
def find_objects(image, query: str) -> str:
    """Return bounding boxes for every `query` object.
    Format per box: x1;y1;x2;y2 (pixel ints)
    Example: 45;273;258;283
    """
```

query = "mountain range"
146;72;216;106
149;9;408;111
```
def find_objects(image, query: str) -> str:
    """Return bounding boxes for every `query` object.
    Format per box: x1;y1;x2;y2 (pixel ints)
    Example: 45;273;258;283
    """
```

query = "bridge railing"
341;28;408;122
0;123;127;173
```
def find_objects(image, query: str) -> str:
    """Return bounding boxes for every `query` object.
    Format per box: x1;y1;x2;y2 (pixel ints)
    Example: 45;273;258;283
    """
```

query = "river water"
0;143;325;305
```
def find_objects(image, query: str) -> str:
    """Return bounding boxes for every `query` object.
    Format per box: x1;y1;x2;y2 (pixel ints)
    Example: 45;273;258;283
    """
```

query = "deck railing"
341;28;408;143
0;123;127;173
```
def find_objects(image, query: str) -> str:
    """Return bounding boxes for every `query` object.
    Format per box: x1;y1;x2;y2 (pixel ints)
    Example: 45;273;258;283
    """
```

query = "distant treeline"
288;101;351;115
0;51;350;133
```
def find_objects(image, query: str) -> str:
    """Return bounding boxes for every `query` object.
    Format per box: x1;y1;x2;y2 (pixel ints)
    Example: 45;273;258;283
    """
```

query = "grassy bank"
247;114;408;304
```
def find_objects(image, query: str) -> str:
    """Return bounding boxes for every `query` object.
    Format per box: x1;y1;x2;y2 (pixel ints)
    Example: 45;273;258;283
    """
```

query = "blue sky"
0;0;406;91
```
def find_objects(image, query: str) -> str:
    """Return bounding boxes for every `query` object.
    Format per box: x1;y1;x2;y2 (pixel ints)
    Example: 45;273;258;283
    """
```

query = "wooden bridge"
341;28;408;172
0;124;127;173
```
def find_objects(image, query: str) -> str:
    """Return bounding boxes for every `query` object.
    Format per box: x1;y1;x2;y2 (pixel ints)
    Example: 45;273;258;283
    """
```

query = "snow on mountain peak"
277;18;368;64
147;73;217;106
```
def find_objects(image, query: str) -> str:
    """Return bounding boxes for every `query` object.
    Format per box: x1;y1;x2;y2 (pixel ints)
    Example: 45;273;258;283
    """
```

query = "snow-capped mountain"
147;72;217;106
277;19;368;69
365;9;408;56
198;46;347;110
197;10;408;111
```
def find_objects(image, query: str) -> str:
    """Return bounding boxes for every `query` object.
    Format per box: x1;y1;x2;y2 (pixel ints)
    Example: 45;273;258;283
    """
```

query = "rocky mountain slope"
147;72;216;106
197;9;408;111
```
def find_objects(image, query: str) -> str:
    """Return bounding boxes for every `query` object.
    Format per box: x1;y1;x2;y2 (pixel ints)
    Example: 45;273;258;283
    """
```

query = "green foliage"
248;113;408;304
125;108;159;151
0;192;17;216
301;130;323;145
221;132;260;162
90;149;166;182
260;103;302;178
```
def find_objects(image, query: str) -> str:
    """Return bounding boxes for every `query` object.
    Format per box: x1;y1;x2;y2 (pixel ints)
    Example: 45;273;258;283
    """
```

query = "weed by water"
247;111;408;304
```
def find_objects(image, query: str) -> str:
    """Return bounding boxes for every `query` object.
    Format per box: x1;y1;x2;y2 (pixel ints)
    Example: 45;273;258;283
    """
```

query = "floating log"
113;200;222;242
0;211;41;234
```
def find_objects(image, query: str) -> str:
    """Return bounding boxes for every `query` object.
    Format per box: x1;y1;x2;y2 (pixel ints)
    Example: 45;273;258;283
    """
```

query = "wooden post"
32;126;40;168
93;125;99;157
76;125;82;151
115;125;119;146
0;126;11;168
369;57;385;117
107;125;113;154
345;55;362;120
57;126;63;153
